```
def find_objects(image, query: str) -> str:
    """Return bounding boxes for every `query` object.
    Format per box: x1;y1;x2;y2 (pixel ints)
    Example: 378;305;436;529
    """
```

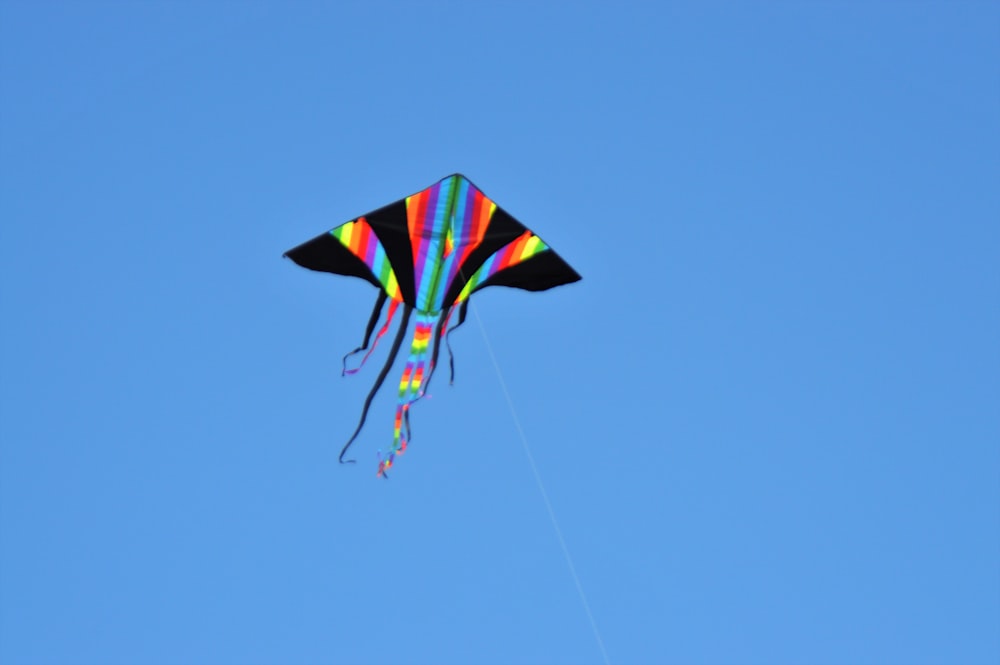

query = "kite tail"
339;304;412;464
419;307;451;398
377;311;437;477
445;299;469;384
343;295;399;376
341;291;386;374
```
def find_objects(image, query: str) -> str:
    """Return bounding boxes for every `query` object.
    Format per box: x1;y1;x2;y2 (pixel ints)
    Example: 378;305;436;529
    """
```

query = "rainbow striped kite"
284;174;580;476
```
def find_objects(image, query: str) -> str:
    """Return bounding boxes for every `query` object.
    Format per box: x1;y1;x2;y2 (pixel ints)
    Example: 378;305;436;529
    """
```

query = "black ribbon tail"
341;290;388;375
445;299;469;385
339;303;412;464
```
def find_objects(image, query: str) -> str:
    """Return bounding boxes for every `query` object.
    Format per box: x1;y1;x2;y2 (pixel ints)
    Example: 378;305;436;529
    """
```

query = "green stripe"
421;175;459;313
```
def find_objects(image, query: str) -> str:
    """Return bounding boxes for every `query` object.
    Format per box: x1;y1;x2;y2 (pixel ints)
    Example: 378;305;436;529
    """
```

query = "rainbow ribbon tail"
377;449;395;478
376;309;455;476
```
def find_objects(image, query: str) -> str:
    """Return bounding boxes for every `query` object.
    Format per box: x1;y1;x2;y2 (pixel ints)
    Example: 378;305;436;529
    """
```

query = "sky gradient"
1;2;998;664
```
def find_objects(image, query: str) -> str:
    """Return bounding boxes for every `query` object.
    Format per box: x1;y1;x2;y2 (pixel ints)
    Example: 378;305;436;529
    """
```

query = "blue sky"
1;2;998;664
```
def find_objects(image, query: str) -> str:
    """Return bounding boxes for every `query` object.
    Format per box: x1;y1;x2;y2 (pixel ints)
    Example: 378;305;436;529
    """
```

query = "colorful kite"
284;174;580;476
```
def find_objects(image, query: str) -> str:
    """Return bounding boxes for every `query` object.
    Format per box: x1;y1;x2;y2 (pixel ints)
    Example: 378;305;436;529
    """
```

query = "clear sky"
1;2;998;664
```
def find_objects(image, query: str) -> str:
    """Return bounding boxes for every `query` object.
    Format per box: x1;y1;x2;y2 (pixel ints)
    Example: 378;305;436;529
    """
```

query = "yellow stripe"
386;273;400;300
339;221;354;248
457;280;474;303
520;235;542;260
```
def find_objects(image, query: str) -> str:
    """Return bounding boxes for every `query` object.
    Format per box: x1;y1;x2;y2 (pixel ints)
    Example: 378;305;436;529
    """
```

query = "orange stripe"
353;221;370;259
474;193;492;240
407;189;430;259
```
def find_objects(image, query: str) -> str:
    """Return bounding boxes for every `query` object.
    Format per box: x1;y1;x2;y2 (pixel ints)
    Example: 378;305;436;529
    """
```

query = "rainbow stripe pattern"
456;231;549;303
405;175;496;314
329;218;402;302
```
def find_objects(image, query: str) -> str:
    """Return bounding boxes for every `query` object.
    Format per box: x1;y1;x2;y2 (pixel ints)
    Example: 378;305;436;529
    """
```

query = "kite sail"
284;174;581;476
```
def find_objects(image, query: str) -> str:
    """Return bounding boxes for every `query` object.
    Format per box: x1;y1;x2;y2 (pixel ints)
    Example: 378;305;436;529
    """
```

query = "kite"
284;174;580;476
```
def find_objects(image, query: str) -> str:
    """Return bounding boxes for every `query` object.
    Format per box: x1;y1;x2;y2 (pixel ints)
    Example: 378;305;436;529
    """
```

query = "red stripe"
408;189;430;264
498;231;532;270
355;220;371;263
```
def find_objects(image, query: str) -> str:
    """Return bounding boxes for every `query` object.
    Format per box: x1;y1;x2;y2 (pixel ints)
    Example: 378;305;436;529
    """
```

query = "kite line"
467;299;611;665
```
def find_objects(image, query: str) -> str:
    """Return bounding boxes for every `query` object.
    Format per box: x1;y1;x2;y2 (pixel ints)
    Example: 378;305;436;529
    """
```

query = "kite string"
466;299;611;665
